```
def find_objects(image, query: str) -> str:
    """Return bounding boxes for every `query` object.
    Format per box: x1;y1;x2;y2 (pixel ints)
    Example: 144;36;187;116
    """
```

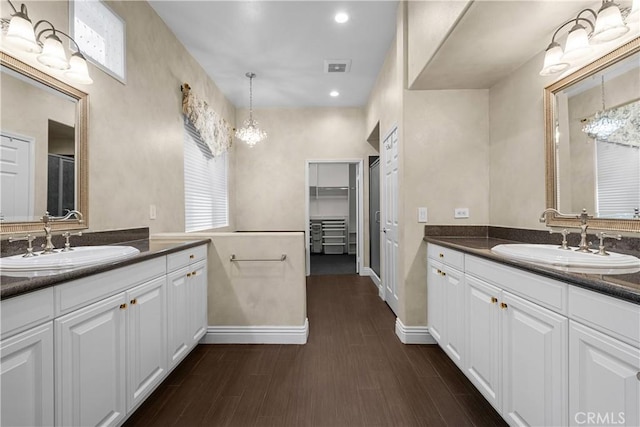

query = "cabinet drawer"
569;286;640;347
166;245;207;272
1;288;54;340
55;257;166;317
427;244;464;270
466;255;568;315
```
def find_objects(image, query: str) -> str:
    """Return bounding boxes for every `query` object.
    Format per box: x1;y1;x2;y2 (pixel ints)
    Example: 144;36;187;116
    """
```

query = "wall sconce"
2;0;93;84
540;1;631;76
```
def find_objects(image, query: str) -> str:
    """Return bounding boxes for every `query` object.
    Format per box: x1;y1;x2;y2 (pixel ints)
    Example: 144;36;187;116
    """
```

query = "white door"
0;322;54;427
0;133;34;221
501;291;568;427
55;293;127;427
167;267;191;369
382;127;399;315
569;321;640;427
126;276;167;412
465;275;502;412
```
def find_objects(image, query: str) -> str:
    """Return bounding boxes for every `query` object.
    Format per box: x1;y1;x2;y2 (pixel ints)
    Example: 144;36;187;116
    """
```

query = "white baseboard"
395;318;437;344
200;318;309;345
361;267;384;299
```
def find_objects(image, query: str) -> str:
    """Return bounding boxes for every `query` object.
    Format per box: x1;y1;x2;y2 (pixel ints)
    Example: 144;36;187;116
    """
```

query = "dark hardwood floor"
124;275;506;427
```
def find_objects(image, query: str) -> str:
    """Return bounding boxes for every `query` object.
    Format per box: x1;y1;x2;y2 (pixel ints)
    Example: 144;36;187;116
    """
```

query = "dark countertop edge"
0;239;211;300
424;236;640;305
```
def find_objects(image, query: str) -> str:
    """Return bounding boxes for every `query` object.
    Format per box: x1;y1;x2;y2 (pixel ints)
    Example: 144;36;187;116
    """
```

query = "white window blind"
184;118;228;231
595;141;640;218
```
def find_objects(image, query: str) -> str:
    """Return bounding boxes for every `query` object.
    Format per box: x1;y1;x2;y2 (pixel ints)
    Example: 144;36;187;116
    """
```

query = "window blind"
595;141;640;218
184;118;228;231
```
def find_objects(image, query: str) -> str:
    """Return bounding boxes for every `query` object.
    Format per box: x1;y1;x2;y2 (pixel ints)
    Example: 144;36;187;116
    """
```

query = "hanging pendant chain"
601;75;606;111
249;75;254;120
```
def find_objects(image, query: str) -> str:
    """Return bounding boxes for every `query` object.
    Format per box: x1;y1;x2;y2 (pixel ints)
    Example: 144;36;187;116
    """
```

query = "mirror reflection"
554;51;640;220
1;64;77;222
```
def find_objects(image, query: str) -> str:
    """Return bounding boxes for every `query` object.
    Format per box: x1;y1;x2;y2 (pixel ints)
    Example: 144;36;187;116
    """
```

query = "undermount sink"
0;246;141;277
491;244;640;275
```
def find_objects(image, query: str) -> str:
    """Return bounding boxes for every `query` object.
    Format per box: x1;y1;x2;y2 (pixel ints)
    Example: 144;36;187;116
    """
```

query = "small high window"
70;0;126;82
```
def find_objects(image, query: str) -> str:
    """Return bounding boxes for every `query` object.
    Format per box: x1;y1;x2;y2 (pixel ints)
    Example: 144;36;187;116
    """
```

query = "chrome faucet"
576;209;593;253
39;210;84;254
539;208;593;253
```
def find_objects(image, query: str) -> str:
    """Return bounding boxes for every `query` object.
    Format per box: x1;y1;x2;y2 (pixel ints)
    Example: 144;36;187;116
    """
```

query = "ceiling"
149;1;399;108
150;1;637;108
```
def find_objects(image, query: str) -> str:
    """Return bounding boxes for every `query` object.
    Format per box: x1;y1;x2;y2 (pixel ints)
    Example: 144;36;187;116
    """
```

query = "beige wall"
233;107;376;233
366;1;490;326
6;1;236;234
488;49;556;229
153;232;307;327
402;89;489;325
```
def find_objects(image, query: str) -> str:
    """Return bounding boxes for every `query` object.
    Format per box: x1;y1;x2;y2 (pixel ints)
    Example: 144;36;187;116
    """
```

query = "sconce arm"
33;21;83;53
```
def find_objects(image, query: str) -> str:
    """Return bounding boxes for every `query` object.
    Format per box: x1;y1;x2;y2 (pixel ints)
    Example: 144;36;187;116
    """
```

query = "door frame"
305;159;364;276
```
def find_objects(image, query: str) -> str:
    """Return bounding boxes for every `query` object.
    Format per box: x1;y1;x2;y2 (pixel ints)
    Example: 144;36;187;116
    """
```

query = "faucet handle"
549;228;571;250
596;232;622;256
8;234;38;257
60;231;83;252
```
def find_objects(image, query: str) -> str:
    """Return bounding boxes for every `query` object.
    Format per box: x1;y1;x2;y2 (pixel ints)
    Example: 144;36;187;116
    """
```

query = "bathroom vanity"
426;238;639;427
0;239;209;427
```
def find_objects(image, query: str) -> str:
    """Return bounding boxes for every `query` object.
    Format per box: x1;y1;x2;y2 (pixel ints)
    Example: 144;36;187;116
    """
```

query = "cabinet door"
126;276;167;412
569;321;640;427
501;291;568;427
1;322;54;427
427;259;445;345
465;275;502;411
189;260;208;343
167;267;191;369
443;265;465;368
55;293;127;427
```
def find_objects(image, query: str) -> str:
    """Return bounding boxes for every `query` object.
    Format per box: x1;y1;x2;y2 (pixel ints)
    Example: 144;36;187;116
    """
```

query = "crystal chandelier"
235;72;267;147
582;75;623;141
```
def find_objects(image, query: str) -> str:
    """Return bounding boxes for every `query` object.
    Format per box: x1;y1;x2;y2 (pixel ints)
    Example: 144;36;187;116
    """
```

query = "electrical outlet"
418;207;428;223
150;204;157;220
454;207;469;219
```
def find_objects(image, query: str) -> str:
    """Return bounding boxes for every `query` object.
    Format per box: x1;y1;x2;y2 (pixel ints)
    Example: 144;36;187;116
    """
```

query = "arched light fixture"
540;1;631;76
235;72;267;147
2;0;93;84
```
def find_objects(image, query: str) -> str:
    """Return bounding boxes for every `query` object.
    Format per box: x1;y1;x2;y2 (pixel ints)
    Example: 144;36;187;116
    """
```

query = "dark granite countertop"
0;238;210;300
424;236;640;305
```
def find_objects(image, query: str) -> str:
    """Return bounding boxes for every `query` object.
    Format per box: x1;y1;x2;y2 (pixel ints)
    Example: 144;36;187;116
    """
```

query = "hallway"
124;275;506;426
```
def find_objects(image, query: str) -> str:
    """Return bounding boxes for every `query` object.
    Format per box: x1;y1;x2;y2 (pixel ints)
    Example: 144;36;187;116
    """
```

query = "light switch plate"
454;207;469;219
149;204;157;220
418;207;428;223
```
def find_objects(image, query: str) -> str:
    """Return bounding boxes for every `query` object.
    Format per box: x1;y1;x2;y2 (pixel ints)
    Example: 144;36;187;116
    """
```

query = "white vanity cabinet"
464;257;568;426
0;288;55;427
167;245;208;370
568;287;640;427
426;244;465;369
55;292;128;426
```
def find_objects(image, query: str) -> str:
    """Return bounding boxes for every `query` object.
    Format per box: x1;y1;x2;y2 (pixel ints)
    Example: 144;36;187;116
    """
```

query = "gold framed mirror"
544;37;640;233
0;51;88;234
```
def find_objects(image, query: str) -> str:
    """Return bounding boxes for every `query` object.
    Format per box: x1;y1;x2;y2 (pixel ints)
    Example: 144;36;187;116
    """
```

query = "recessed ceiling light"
334;12;349;24
330;90;340;97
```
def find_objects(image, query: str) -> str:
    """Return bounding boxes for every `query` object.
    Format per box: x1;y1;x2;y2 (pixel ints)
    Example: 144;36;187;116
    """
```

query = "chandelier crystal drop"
581;75;623;141
235;72;267;147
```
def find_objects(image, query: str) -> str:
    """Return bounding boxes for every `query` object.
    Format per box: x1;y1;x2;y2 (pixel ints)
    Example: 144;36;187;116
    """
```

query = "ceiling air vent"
324;59;352;73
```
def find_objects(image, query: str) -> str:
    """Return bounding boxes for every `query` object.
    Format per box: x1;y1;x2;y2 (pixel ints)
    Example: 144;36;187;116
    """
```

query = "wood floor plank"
125;275;506;427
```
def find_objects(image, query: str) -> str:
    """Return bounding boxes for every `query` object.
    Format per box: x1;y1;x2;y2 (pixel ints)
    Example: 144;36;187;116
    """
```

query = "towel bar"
230;254;287;262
